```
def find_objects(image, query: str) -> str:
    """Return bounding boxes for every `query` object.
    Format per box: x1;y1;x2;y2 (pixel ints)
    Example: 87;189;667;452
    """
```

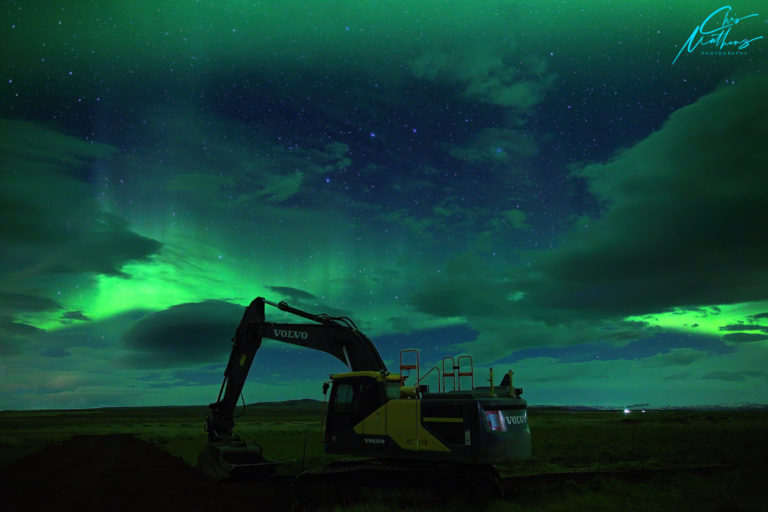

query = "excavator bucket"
197;442;279;481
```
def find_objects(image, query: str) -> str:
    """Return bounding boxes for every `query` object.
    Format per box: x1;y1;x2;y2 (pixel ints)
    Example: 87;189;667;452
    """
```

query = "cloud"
266;286;318;302
40;347;71;358
0;316;44;354
721;333;768;343
0;291;61;313
642;348;709;367
409;76;768;361
512;75;768;320
0;119;163;356
24;309;152;355
120;300;245;368
720;323;768;332
130;110;357;215
253;171;305;203
260;286;354;320
410;253;514;321
489;331;728;368
0;119;162;281
699;370;766;382
410;49;555;109
497;340;768;406
502;210;529;230
61;311;91;322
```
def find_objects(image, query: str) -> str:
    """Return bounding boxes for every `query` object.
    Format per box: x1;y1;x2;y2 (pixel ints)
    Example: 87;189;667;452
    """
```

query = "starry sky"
1;1;767;410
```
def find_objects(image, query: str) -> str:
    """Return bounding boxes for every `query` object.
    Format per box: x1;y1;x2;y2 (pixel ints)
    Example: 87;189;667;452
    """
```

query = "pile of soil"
0;434;292;512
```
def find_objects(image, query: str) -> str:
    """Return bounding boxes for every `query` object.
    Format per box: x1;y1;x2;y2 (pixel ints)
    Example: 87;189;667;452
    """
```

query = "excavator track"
291;459;502;506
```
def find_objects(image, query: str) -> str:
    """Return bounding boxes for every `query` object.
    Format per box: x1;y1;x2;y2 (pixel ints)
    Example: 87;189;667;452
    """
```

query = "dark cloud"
0;292;59;350
40;347;71;358
699;371;765;382
499;333;727;366
721;333;768;343
672;306;723;318
647;349;707;367
120;300;245;368
750;312;768;320
411;248;517;320
409;75;768;361
61;311;91;322
663;373;689;381
257;290;354;321
0;119;163;367
0;315;44;354
26;309;152;354
0;119;162;281
719;324;768;333
266;286;319;302
0;291;61;312
512;76;768;321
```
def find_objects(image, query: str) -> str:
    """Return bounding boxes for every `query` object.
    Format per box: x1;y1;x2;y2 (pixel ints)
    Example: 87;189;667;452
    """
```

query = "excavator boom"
199;297;387;479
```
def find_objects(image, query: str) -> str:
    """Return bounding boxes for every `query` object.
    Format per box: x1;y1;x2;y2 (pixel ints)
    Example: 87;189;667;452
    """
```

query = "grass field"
1;403;766;511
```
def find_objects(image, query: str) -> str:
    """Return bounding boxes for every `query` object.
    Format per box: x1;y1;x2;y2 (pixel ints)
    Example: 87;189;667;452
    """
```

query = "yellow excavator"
198;297;531;499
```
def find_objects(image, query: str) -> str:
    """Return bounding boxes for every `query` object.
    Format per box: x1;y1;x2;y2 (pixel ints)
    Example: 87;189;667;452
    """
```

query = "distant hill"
3;399;766;414
245;398;323;407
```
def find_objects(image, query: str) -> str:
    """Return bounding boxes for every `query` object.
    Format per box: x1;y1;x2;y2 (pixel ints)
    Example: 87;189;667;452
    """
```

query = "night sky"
2;1;767;410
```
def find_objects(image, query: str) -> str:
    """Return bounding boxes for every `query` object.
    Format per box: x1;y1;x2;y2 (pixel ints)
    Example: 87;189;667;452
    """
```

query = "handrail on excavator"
399;349;420;386
419;366;441;393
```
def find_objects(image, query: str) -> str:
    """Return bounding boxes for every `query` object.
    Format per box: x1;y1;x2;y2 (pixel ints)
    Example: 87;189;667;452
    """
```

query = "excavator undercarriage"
292;458;503;505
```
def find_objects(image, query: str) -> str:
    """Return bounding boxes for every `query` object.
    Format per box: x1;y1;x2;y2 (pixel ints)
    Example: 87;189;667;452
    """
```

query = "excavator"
198;297;531;500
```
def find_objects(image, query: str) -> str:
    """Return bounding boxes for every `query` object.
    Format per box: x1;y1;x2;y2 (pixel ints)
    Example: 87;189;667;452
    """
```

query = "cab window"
327;377;381;432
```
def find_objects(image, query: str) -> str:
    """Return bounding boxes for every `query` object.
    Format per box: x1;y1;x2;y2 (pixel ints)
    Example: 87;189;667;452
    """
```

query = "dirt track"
1;434;292;512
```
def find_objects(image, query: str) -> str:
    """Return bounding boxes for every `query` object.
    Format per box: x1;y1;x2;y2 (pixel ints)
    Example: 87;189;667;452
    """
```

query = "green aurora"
1;1;767;409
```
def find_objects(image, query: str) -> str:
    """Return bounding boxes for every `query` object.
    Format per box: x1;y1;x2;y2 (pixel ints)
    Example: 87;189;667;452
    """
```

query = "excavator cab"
325;375;383;434
323;372;400;453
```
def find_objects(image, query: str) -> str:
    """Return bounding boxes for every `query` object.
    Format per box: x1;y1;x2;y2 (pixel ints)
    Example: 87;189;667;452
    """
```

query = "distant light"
623;408;631;414
642;410;646;414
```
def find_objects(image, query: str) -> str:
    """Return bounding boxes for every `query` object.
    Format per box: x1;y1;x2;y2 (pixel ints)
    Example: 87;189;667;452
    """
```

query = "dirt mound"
0;434;291;512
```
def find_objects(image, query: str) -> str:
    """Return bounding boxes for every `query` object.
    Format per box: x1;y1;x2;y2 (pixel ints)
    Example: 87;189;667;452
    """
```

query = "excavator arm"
206;297;387;442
